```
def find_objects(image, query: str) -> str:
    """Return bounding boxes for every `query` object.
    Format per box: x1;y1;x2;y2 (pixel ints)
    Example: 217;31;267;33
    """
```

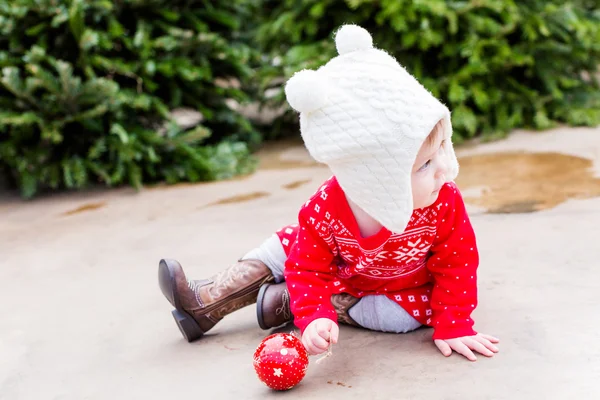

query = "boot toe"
158;258;183;309
256;283;270;330
256;282;292;330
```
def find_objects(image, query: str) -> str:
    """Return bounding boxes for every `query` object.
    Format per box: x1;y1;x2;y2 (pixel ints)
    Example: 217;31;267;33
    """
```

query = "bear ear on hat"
335;24;373;55
285;69;329;114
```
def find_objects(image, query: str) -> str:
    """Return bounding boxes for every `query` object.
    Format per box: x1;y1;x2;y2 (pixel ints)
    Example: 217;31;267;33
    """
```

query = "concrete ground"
1;126;599;399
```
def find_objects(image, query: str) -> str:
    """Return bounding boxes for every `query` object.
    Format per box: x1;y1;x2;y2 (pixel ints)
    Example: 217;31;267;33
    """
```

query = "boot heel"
171;309;205;342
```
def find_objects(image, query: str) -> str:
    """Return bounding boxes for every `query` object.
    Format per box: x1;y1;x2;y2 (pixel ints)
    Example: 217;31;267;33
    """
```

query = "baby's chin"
414;190;441;210
430;188;442;203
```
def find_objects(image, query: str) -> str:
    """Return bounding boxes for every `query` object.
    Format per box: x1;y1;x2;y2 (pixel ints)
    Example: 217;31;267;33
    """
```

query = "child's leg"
158;232;290;342
258;286;422;334
348;295;422;333
240;234;287;283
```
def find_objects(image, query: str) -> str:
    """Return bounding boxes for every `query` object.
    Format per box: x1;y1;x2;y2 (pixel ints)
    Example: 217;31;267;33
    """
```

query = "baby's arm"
427;183;499;360
284;202;338;353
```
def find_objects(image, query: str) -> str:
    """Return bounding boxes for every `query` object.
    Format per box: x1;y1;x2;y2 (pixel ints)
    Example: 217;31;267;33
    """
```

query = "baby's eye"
419;160;431;171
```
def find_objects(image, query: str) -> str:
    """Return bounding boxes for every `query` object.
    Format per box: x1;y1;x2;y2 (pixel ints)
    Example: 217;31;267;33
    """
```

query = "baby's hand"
301;318;339;355
435;333;500;361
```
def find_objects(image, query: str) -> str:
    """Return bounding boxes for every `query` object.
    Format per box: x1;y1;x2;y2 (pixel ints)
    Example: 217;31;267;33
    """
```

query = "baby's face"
411;131;449;209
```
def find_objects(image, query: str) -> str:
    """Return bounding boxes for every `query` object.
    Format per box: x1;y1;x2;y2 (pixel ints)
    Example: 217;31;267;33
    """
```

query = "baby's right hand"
301;318;339;355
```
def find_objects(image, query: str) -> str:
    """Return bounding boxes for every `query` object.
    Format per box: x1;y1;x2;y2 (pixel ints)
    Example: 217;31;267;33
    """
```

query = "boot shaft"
192;259;274;321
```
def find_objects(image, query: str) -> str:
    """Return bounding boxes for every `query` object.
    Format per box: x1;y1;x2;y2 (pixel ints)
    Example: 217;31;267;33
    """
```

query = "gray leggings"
242;234;422;334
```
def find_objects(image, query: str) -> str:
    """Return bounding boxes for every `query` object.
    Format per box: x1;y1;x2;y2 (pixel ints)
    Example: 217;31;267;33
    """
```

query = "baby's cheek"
411;186;427;208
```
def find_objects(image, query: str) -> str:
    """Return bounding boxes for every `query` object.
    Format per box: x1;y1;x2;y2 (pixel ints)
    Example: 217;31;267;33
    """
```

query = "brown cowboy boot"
256;282;360;330
158;258;274;342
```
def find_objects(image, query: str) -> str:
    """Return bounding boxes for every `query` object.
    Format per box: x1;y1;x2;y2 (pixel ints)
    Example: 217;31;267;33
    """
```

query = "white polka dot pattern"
253;333;309;391
280;178;479;340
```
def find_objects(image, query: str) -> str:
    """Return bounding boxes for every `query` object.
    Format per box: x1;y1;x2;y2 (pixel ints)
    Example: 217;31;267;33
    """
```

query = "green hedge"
255;0;600;142
1;0;600;198
0;0;258;198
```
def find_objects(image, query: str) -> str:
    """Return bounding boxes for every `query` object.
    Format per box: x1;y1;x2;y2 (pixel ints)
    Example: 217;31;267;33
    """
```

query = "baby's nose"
436;158;449;178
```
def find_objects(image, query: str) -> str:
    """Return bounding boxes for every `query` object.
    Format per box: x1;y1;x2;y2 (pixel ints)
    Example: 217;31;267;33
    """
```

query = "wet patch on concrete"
201;191;270;208
282;179;312;190
62;202;106;216
456;151;600;213
327;380;352;388
259;158;318;170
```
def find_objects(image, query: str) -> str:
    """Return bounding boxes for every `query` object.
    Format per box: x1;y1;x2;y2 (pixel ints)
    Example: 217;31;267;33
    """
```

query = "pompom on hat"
285;24;460;233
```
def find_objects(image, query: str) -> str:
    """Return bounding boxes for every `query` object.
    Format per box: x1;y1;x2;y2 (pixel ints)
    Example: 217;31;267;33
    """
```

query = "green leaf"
471;84;490;111
88;138;107;160
158;9;180;22
447;12;458;35
111;123;129;144
72;157;88;186
144;60;156;75
178;125;211;144
453;105;478;136
41;124;63;143
80;29;99;51
55;60;80;95
131;93;152;110
68;0;85;42
154;36;178;51
51;9;70;27
62;159;75;188
108;18;125;37
533;110;553;129
448;80;468;103
1;67;24;95
86;160;111;184
200;9;239;30
20;172;38;199
310;3;326;18
0;112;41;127
26;23;47;36
25;63;60;93
128;163;142;189
133;21;148;48
67;104;110;122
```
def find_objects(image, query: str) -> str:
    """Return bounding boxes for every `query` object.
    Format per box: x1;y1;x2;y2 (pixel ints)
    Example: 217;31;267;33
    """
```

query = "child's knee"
241;234;287;283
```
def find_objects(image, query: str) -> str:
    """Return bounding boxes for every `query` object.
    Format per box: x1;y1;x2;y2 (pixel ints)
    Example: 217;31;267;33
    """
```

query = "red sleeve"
283;195;338;333
427;182;479;340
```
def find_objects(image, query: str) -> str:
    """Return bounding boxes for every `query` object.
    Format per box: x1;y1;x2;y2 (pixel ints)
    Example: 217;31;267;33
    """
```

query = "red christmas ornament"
253;333;309;391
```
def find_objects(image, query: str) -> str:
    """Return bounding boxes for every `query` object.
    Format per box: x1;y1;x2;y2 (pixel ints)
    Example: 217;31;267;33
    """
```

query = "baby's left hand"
434;333;500;361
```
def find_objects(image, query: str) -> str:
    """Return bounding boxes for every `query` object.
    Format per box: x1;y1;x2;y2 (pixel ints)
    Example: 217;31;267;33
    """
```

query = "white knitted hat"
285;24;459;233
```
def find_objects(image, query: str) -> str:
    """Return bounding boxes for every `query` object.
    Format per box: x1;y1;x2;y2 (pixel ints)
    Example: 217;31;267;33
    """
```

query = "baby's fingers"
310;329;330;350
329;322;340;344
434;339;452;357
465;338;494;358
474;336;499;353
450;341;477;361
304;342;324;355
480;333;500;343
302;334;327;355
316;322;332;341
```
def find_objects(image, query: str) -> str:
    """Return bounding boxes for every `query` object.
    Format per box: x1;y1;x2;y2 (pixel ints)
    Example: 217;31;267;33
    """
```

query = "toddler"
158;24;499;362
